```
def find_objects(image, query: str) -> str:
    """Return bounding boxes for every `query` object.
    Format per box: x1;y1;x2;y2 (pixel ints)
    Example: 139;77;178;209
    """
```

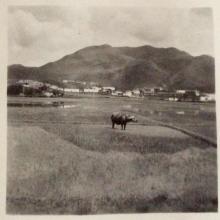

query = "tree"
7;84;23;95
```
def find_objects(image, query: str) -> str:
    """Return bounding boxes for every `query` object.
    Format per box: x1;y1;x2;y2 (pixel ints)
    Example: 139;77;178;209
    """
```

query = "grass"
7;96;218;214
7;126;217;214
40;124;212;154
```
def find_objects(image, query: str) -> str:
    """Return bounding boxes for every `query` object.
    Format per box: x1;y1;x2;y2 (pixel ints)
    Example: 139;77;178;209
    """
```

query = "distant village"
7;79;215;102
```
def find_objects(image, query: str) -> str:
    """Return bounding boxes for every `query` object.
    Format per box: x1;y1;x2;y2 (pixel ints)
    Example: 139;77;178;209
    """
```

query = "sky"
8;6;214;66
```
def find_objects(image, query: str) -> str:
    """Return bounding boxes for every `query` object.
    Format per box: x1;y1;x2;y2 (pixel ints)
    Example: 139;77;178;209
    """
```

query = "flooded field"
7;96;217;214
8;96;217;139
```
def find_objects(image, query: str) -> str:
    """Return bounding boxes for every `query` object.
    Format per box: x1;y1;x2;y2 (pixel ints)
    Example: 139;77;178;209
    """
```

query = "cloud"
8;6;214;66
8;7;81;66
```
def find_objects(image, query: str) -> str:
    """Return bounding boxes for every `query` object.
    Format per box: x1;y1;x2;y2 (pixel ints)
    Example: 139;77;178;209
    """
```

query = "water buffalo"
111;112;137;130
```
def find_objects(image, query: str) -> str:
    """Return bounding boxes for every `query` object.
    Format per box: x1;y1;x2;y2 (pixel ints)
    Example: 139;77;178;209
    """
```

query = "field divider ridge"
135;116;217;148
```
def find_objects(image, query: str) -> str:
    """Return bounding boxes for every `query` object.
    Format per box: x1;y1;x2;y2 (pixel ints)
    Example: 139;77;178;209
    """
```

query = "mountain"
8;44;215;92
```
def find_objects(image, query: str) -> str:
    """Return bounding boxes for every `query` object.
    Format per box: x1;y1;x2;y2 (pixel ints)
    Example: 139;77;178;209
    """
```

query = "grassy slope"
7;125;217;214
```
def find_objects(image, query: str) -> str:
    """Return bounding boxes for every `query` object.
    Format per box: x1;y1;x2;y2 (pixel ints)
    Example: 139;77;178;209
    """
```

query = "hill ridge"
8;44;215;92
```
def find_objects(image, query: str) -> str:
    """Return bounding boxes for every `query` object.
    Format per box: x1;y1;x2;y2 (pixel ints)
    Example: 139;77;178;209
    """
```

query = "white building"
112;91;123;96
57;87;64;91
200;93;215;102
64;88;80;93
91;86;102;93
84;87;101;93
176;90;187;94
43;92;53;97
84;88;94;93
143;87;159;95
17;80;44;88
168;97;179;102
132;89;141;96
76;80;86;85
102;86;115;92
123;91;133;97
49;85;59;90
176;90;200;96
18;79;35;84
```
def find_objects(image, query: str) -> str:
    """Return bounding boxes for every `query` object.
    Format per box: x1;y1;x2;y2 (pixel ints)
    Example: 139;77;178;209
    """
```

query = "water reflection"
8;102;204;116
147;109;202;116
59;104;77;109
176;111;185;115
7;101;75;108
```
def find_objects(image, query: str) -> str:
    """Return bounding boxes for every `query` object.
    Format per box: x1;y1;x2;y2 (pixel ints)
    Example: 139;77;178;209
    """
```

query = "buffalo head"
127;115;138;123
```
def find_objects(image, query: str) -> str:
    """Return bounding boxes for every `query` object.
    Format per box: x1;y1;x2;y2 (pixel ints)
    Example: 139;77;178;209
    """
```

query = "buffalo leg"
121;124;123;130
112;122;115;129
124;123;126;130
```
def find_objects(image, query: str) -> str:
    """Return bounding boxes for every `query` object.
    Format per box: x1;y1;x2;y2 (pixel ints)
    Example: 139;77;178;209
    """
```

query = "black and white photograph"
3;0;219;216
